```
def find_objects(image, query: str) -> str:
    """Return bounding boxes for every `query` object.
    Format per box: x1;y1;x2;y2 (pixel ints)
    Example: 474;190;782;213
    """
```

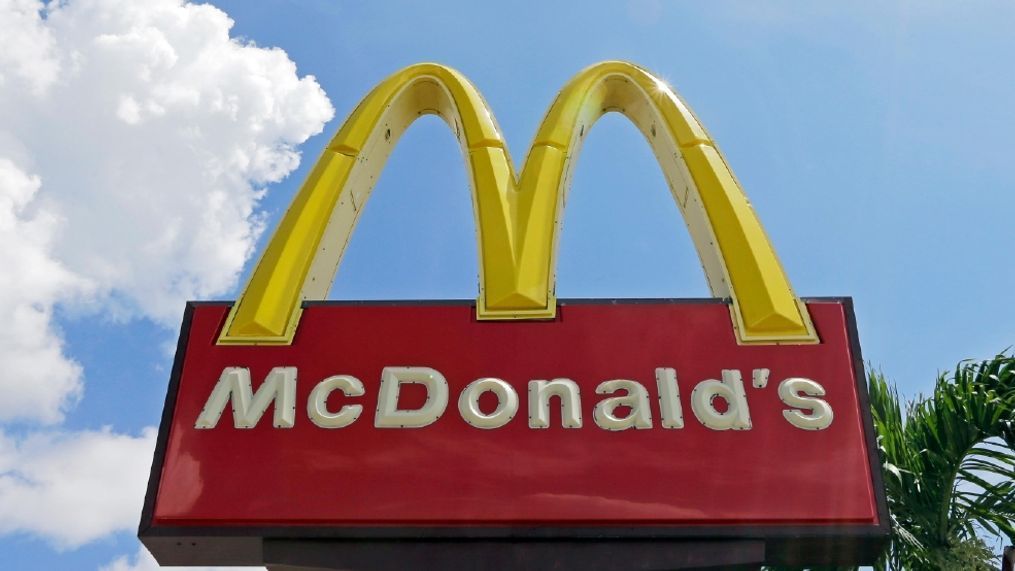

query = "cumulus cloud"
0;0;334;328
0;427;156;547
0;0;333;557
0;0;332;424
0;0;60;93
0;159;84;423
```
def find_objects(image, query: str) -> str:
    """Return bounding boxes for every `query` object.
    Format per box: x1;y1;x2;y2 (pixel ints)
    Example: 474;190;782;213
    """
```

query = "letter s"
778;377;833;431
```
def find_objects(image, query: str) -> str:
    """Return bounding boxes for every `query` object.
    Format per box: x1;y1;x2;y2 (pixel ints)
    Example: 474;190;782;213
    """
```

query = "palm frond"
868;352;1015;569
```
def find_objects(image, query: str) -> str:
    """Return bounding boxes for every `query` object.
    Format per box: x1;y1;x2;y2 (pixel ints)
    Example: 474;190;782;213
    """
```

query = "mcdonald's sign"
140;62;888;569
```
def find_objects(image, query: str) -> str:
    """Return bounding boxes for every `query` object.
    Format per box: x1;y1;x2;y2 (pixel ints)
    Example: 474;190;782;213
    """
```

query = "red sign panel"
141;299;887;566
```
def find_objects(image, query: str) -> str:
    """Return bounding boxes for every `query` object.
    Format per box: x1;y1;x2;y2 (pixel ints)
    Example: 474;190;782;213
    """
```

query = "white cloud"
0;159;84;424
101;544;263;571
0;0;334;557
0;0;333;425
0;0;60;93
0;0;334;327
0;427;156;547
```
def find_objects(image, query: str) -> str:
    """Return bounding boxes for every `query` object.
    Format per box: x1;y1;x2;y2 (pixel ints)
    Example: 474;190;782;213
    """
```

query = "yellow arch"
218;61;817;345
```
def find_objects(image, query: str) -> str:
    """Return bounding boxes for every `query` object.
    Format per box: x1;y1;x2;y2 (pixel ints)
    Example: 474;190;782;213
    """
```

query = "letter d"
375;367;449;428
690;369;752;431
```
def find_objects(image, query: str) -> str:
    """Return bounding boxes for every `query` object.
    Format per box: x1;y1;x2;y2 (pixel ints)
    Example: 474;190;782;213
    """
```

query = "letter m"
194;367;296;429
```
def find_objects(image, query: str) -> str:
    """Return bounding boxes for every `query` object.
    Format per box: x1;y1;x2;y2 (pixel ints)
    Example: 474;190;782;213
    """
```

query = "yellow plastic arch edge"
217;61;818;346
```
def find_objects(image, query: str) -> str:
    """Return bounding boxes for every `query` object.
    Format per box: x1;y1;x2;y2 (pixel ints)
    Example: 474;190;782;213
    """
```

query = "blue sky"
0;1;1013;569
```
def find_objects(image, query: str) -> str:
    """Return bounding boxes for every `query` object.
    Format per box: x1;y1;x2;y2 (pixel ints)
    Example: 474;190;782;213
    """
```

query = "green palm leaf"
869;353;1015;570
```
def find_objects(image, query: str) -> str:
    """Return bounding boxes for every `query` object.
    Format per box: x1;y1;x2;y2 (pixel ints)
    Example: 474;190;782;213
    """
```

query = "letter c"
308;375;365;429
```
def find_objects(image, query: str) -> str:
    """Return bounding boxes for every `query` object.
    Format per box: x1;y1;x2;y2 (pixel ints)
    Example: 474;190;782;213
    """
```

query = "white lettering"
778;377;834;430
594;379;652;430
195;367;296;429
375;366;449;428
458;377;519;429
308;375;364;429
690;369;752;431
655;367;684;429
528;379;582;429
193;365;837;433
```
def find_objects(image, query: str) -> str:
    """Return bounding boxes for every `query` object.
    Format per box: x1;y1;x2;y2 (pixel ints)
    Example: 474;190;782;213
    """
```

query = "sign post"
140;62;889;570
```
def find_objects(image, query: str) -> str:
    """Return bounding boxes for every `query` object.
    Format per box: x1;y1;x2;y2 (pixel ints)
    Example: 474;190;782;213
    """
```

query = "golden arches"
218;61;817;345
